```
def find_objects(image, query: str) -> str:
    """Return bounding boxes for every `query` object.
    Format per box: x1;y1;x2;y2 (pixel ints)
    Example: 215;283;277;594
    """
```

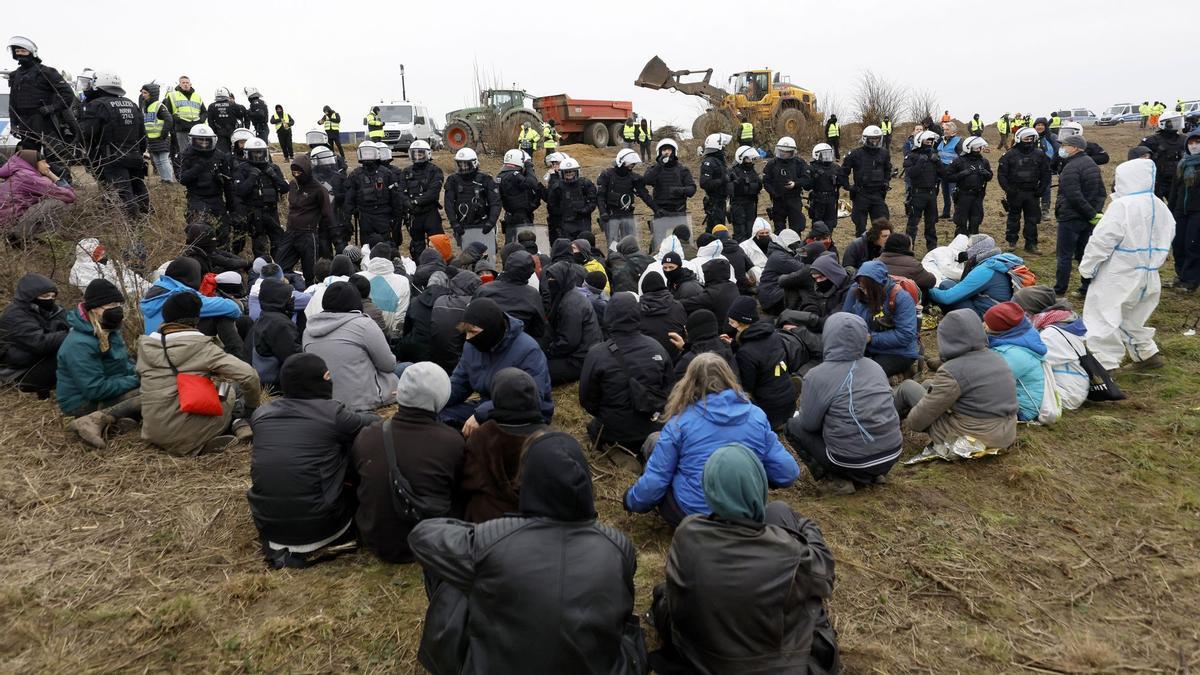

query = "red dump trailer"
534;94;634;148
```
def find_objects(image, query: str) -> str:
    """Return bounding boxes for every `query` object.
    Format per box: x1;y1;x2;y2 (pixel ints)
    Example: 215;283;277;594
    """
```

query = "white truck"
375;101;440;152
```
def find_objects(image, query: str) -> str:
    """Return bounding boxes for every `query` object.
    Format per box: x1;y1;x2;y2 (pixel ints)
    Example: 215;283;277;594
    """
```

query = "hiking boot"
1024;246;1042;256
1123;353;1165;372
818;478;856;496
201;435;237;455
232;418;254;442
70;411;114;449
1006;242;1018;253
1175;282;1198;294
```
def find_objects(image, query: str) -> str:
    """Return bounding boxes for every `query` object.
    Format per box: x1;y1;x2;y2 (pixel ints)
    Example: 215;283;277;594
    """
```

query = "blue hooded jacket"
624;389;799;516
140;275;241;334
929;252;1023;316
445;313;554;423
842;260;920;359
988;318;1047;421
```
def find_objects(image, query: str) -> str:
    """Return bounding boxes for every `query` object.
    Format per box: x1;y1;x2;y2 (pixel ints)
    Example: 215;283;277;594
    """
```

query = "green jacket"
56;308;138;415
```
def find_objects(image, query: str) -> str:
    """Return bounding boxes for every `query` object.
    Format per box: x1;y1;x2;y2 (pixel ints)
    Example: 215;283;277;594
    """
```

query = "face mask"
1189;143;1200;156
816;279;834;292
466;327;503;353
99;306;124;329
1058;147;1070;159
664;266;683;284
572;251;587;264
33;297;56;311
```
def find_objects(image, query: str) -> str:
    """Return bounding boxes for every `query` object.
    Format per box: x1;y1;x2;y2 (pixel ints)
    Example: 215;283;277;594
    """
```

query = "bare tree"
817;90;846;123
852;71;907;125
905;88;940;124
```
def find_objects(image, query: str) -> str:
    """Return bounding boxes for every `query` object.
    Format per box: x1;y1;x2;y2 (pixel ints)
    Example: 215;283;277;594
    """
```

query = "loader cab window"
731;73;766;101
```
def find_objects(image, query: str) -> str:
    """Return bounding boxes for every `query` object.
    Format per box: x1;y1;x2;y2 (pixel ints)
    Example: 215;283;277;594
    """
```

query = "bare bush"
853;71;907;125
906;88;941;124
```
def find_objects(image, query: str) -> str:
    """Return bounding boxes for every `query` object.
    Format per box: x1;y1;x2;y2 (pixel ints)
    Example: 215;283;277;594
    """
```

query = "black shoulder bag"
381;418;434;523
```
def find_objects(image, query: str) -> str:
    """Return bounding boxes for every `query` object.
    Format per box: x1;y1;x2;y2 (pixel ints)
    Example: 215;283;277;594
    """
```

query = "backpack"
886;275;921;312
1036;360;1062;424
1006;263;1037;293
607;341;668;418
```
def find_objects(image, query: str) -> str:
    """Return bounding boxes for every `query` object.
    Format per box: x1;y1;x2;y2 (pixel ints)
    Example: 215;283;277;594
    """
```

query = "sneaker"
1122;353;1165;372
818;478;856;496
69;411;114;449
1024;246;1042;256
201;435;237;455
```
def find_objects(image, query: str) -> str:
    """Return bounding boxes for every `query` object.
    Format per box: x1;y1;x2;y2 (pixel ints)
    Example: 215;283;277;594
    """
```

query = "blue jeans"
939;178;955;216
150;151;174;182
1055;219;1092;294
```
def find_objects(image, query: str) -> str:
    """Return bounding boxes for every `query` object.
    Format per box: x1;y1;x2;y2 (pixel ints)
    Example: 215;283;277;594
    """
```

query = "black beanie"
83;279;124;310
584;271;608;290
161;292;202;324
489;368;545;425
164;257;203;290
330;254;355;277
350;274;373;299
672;224;691;243
280;353;333;400
661;251;682;268
461;298;508;352
728;296;759;324
322;281;363;313
641;272;667;293
685;308;719;341
883;232;913;254
696;232;716;248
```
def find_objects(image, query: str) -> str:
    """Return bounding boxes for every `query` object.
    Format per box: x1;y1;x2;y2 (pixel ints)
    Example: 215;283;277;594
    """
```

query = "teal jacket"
56;307;139;415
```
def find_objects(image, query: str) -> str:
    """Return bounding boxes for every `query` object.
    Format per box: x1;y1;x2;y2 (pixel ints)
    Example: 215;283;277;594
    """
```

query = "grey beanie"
1062;135;1086;150
395;361;451;414
966;234;996;260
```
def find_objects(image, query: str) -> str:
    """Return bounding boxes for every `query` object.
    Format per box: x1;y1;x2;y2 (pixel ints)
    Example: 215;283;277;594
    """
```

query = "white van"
0;76;16;160
376;102;437;151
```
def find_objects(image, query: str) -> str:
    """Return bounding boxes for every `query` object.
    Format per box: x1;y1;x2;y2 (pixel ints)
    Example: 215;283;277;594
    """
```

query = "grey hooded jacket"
302;311;398;411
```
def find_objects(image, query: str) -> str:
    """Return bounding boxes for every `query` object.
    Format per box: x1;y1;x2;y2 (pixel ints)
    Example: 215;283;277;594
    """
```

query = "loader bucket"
635;56;672;90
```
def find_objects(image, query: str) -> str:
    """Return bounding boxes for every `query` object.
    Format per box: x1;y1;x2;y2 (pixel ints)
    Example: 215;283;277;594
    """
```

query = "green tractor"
443;88;542;152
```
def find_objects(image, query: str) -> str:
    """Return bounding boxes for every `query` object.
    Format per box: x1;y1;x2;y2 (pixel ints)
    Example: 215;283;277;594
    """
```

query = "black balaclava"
518;431;596;521
661;251;684;285
329;254;354;277
164;257;203;291
685;308;719;342
279;353;333;400
755;233;772;254
461;298;508;353
185;222;215;252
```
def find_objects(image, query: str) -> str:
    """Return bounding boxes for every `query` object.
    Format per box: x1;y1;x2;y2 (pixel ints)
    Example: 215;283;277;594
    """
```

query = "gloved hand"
1089;213;1102;225
38;104;56;116
653;209;667;219
452;225;464;239
598;213;610;225
481;223;495;235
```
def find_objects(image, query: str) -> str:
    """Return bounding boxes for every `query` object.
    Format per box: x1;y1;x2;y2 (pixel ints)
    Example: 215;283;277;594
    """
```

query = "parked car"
1180;99;1200;116
1097;102;1142;126
376;102;438;152
1053;108;1097;126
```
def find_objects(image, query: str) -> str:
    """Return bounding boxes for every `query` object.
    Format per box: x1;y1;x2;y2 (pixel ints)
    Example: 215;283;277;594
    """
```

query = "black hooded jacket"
682;260;739;326
287;154;334;233
721;239;753;293
734;321;797;429
639;285;688;361
430;271;482;374
607;235;654;293
397;272;451;363
473;251;547;340
544;262;603;364
244;280;301;385
673;311;736;380
758;242;802;314
0;274;68;370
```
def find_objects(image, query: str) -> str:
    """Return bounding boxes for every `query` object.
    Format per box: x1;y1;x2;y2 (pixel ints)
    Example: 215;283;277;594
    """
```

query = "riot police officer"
548;157;597;240
497;149;542;245
1140;111;1188;198
310;146;348;255
842;125;892;236
727;145;761;242
398;140;445;258
444;148;501;247
79;71;148;218
243;87;270;143
346;143;405;248
699;132;732;232
998;127;1052;253
6;36;77;178
903;130;945;251
208;87;246;155
179;124;237;236
597;148;657;247
762;136;808;234
233;137;289;258
948;136;993;236
807;142;847;228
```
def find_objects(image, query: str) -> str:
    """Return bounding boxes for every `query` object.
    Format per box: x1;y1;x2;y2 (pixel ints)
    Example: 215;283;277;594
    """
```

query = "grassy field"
1;124;1198;673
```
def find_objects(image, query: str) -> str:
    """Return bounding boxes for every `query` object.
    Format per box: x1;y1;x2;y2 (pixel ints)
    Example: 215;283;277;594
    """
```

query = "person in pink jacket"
0;149;76;240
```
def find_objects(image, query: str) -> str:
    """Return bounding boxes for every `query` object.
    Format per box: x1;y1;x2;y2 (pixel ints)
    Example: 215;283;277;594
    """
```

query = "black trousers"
240;207;284;259
871;353;916;377
1055;218;1093;295
906;188;940;251
808;194;838;228
1004;189;1041;248
99;163;149;218
851;188;889;236
952;190;985;236
729;199;757;242
786;422;896;484
770;197;805;234
408;209;444;258
279;230;319;285
828;136;840;159
360;210;395;248
278;130;294;159
328;132;344;158
702;194;728;233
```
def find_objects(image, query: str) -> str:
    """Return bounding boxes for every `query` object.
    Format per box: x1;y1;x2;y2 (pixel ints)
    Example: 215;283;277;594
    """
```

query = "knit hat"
1013;285;1061;315
685;308;719;341
966;234;996;260
341;244;363;265
672;224;691;243
585;270;607;291
428;234;453;262
322;281;363;313
883;232;913;254
161;292;202;324
1127;146;1152;160
164;257;203;290
280;353;333;400
350;274;373;299
728;296;759;324
808;221;832;238
83;279;123;310
983;301;1025;333
661;251;682;268
641;271;667;292
1062;135;1086;150
395;361;451;413
712;224;730;238
696;232;716;248
489;368;545;425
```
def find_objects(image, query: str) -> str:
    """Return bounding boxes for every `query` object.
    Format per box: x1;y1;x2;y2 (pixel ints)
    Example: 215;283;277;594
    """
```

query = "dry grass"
2;124;1199;673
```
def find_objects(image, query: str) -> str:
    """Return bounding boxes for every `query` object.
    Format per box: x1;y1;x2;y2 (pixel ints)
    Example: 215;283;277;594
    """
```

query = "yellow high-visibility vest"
880;120;892;134
1139;104;1150;116
1049;115;1062;129
518;127;539;148
366;112;384;139
622;123;637;141
272;112;293;131
541;123;558;149
739;121;753;141
996;117;1009;134
638;124;650;142
322;113;340;132
166;90;203;123
969;118;984;132
826;122;839;138
144;100;165;139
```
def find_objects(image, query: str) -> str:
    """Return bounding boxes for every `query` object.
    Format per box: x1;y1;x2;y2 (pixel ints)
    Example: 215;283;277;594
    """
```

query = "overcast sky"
6;0;1193;139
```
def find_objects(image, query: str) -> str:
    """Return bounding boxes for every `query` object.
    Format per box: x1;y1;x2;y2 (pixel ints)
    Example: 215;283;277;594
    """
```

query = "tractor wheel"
584;122;610;148
501;109;542;150
444;120;476;151
692;111;733;140
609;122;625;147
774;109;807;138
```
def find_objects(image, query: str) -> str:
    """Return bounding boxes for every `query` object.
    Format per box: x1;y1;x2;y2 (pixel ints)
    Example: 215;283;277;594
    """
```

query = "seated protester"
791;253;854;332
0;273;69;397
842;261;920;377
352;362;465;563
410;432;647;675
0;148;76;239
443;298;554;432
878;232;937;292
411;246;449;290
579;270;609;330
983;301;1048;422
69;238;150;295
474;256;497;284
669;308;735;379
141;257;244;355
638;271;687;361
137;293;262;456
682;258;739;326
473;250;547;342
649;446;839;675
396;270;450;363
689;232;731;284
248;263;309;321
302;281;399;412
757;232;805;315
572;238;610;293
727;297;798;430
577;230;606;262
624;353;800;528
738;217;782;284
657;223;696;260
608;234;654;293
580;292;675;451
928;234;1024;317
244;279;301;388
662;251;703;302
58;279;142;448
803;220;840;261
429;271;481;374
895;308;1018;452
349;274;388;335
182;221;250;276
359;245;411;337
785;313;903;495
841;218;892;270
550;237;574;264
544;261;603;385
1013;286;1089;410
302;253;356;318
247;353;379;569
455;240;490;272
461;368;548;522
713;225;753;294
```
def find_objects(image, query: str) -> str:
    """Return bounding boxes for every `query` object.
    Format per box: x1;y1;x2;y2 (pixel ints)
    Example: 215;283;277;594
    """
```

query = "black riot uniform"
399;159;445;258
311;156;348;256
207;97;247;154
806;159;847;229
6;50;77;175
245;95;270;143
179;141;238;238
1140;128;1187;198
548;173;597;240
444;166;501;244
842;144;892;236
948;151;993;236
498;161;543;243
699;148;729;232
346;159;405;249
727;161;761;242
79;88;148;218
233;154;289;258
762;154;808;234
903;142;945;251
998;141;1051;251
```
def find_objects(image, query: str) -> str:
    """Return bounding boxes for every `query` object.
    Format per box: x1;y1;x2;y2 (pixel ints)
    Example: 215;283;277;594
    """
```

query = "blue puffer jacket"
446;313;554;423
842;261;919;359
929;252;1023;317
56;307;139;415
624;389;800;516
988;318;1047;421
140;275;241;334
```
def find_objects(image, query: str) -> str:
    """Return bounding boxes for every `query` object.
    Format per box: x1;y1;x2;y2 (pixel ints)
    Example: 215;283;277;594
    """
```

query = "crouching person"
895;308;1018;456
785;313;902;495
352;363;466;563
59;280;142;448
247;353;379;569
136;293;262;456
649;445;839;675
0;273;69;398
409;432;647;674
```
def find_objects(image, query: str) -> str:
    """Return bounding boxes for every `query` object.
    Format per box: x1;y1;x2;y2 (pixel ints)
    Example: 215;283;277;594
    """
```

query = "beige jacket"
906;368;1017;449
136;329;262;456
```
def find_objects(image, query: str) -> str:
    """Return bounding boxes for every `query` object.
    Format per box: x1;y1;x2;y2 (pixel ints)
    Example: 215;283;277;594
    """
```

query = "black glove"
481;223;495;235
38;104;56;116
653;209;666;218
452;224;464;238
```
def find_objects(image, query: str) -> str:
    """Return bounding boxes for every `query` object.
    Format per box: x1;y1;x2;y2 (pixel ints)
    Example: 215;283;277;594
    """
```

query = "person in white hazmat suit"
1080;158;1176;371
